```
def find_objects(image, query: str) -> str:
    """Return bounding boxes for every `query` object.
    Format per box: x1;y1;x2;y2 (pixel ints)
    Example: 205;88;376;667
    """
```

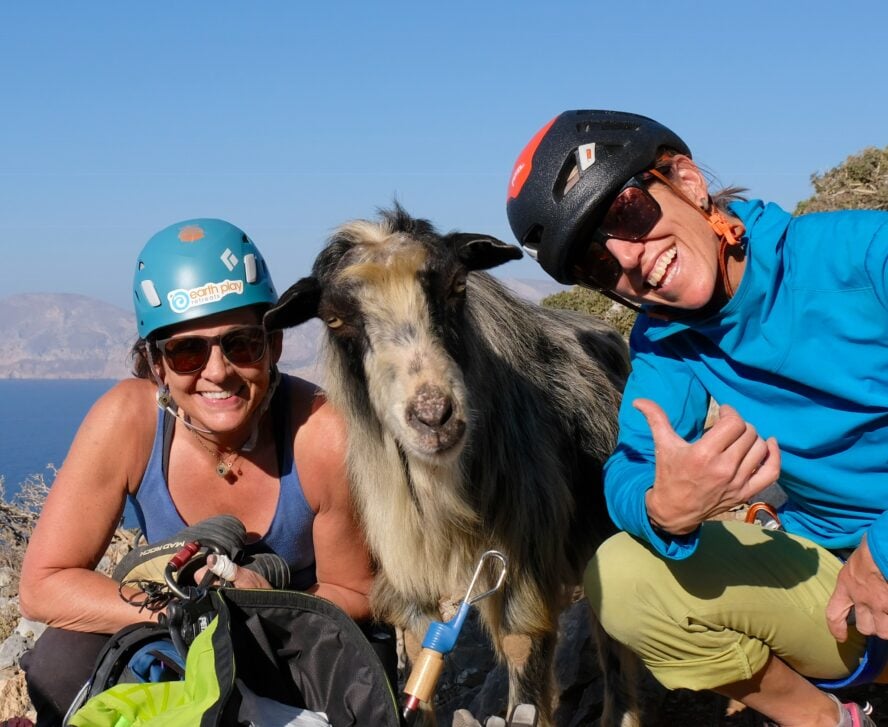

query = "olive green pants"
585;520;867;690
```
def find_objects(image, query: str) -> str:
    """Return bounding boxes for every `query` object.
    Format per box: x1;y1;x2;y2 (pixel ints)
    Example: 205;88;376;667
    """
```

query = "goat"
265;206;632;726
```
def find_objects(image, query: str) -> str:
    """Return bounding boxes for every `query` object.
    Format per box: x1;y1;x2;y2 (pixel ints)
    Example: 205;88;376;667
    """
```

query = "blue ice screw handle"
421;600;472;654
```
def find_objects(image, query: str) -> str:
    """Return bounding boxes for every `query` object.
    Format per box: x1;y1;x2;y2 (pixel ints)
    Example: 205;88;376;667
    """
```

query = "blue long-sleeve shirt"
604;199;888;574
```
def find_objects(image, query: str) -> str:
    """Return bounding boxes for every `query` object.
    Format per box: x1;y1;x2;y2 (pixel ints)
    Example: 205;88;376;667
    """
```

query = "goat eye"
325;316;344;329
451;277;467;296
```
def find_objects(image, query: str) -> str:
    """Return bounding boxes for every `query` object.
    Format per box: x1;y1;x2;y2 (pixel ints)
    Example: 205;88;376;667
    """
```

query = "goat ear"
264;276;322;330
452;234;523;271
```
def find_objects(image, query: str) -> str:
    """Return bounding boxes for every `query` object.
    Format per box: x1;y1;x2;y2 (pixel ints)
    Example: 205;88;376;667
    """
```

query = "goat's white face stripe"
334;229;468;460
338;240;429;347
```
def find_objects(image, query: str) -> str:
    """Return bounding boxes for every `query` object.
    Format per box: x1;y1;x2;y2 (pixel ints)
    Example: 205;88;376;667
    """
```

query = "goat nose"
409;383;454;428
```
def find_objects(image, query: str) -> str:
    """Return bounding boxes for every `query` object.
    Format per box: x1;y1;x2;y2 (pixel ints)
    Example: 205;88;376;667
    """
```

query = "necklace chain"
189;429;241;478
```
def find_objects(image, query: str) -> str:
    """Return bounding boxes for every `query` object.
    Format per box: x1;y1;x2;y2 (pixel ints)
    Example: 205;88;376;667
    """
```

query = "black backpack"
66;588;402;726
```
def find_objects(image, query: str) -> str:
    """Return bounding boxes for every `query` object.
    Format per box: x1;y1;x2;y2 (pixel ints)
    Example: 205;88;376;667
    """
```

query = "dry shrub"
0;468;137;589
541;287;637;338
796;146;888;215
0;472;51;596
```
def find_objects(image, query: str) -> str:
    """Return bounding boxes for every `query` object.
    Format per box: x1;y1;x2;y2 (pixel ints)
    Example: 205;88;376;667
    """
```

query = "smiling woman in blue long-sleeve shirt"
506;109;888;727
609;200;888;563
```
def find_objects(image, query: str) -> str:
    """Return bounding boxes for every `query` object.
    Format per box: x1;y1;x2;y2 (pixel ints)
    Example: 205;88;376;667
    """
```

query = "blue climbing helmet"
133;219;277;339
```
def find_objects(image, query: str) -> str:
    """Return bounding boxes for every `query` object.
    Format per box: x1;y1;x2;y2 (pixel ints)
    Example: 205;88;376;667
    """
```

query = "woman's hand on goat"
827;534;888;642
636;398;781;535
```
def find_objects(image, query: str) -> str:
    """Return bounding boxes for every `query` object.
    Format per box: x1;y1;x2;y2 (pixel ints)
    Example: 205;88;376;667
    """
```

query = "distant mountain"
503;277;568;304
278;320;324;381
0;278;567;380
0;294;135;379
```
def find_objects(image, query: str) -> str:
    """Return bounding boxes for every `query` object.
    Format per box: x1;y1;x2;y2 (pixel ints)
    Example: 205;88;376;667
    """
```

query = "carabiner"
463;549;508;605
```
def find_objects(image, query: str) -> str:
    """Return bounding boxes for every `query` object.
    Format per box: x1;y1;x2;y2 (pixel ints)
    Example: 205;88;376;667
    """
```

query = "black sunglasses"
572;175;662;290
155;325;268;374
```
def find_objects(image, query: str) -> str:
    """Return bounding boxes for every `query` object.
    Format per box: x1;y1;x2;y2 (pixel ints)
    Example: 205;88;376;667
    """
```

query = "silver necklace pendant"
216;460;231;477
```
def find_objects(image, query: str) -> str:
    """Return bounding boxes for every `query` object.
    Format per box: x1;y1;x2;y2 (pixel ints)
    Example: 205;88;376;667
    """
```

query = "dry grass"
0;473;51;599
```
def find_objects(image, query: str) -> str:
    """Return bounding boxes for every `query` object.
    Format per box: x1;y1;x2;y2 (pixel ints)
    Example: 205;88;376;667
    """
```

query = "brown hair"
654;149;748;212
129;338;156;379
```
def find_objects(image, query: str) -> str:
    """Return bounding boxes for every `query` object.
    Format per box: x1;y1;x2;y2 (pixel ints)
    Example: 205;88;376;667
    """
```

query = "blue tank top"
128;377;317;589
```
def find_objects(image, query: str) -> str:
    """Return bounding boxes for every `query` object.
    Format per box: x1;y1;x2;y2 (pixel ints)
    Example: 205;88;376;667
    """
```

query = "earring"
700;197;711;211
156;386;172;408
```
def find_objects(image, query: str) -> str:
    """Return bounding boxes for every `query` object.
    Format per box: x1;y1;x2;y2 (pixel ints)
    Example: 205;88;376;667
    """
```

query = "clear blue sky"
2;1;886;308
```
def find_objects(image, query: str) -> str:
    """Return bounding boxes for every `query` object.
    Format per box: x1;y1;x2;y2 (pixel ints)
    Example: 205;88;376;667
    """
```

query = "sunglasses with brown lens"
572;175;662;289
155;325;268;374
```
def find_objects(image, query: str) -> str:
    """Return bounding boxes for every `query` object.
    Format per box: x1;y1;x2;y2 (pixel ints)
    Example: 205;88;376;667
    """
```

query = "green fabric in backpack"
67;588;401;727
68;594;234;727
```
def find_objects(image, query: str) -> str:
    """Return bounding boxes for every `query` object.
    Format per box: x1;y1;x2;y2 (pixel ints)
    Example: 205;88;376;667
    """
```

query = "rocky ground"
2;507;888;725
0;526;137;724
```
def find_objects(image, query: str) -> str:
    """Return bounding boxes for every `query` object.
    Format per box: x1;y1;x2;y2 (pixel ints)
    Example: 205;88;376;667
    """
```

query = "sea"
0;379;139;525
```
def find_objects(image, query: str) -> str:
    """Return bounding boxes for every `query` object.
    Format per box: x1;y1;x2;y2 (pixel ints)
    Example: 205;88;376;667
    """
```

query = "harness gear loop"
745;501;782;530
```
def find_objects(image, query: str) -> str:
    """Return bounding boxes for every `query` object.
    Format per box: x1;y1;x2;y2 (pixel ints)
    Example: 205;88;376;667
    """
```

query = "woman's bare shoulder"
283;376;343;440
284;376;349;504
62;379;160;477
88;378;158;430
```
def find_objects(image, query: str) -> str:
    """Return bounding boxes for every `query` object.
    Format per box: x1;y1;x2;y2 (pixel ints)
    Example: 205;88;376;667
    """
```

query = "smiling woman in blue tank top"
17;218;380;726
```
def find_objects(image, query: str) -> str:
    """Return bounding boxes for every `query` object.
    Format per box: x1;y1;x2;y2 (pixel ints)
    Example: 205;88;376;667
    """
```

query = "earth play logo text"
167;279;245;313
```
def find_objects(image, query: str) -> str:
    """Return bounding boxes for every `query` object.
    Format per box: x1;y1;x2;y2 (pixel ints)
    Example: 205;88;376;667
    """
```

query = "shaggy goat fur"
266;206;632;726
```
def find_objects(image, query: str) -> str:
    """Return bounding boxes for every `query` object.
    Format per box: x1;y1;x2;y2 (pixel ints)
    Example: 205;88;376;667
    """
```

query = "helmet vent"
555;157;580;201
140;280;162;308
575;120;638;133
244;253;258;284
521;224;543;252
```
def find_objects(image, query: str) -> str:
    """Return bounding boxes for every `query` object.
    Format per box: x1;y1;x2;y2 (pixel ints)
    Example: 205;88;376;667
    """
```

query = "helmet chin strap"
145;344;215;434
144;343;281;446
584;285;642;314
153;388;228;435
